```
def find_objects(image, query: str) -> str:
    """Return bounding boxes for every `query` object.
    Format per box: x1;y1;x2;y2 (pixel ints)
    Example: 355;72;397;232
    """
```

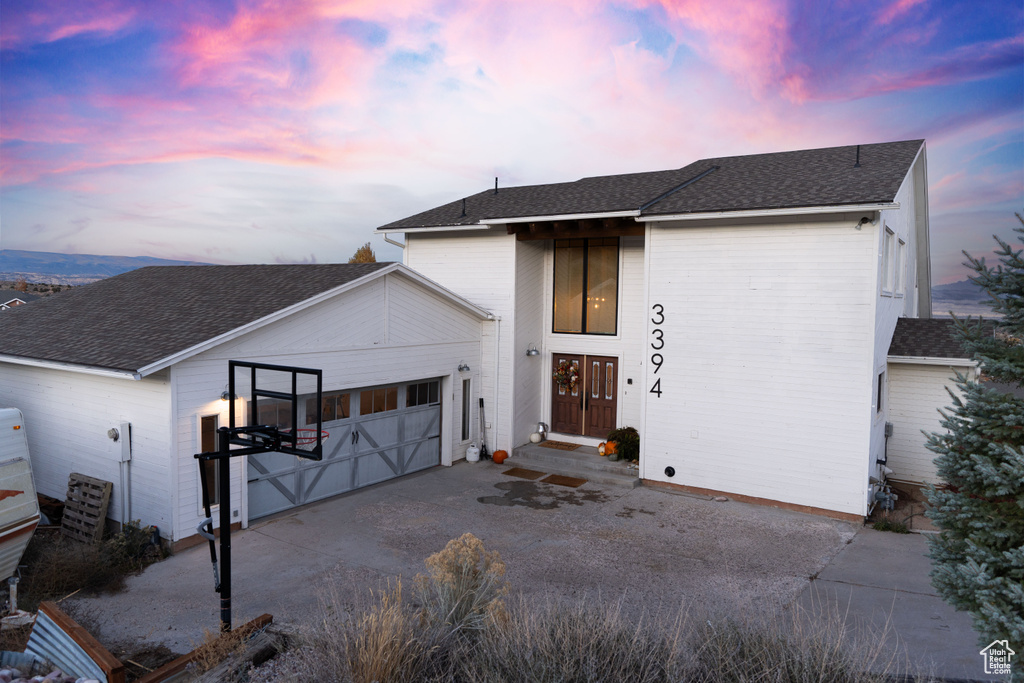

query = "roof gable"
0;263;396;375
378;140;923;230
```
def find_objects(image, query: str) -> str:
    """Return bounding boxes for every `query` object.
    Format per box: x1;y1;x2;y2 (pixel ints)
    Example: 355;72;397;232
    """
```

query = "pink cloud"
874;0;928;26
46;10;136;42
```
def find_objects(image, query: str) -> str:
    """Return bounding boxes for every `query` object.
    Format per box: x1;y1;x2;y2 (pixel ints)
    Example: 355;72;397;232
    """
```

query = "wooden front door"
551;354;582;435
551;354;617;438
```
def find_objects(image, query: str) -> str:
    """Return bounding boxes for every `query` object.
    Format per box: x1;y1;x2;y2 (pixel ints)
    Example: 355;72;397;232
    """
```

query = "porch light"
458;363;471;372
526;345;539;357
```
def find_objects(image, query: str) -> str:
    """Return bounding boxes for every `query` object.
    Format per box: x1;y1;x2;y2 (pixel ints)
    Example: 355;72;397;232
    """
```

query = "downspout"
492;316;501;452
383;234;405;249
119;422;132;527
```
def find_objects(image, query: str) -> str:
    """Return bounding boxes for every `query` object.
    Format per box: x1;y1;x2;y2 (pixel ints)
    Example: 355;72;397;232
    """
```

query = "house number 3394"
650;304;664;397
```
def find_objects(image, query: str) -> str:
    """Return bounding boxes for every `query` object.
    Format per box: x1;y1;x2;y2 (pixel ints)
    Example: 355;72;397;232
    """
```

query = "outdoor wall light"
458;363;471;372
220;391;232;401
526;345;540;357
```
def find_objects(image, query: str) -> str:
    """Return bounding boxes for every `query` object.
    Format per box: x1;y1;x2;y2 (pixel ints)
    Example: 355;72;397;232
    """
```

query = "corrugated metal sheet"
25;609;108;683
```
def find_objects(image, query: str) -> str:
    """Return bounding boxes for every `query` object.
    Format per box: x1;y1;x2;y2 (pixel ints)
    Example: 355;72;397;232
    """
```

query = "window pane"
321;395;336;423
338;393;350;419
586;239;618;334
374;388;386;413
201;415;219;505
385;387;398;411
360;390;374;416
429;381;439;404
553;240;584;333
461;379;471;441
407;385;417;407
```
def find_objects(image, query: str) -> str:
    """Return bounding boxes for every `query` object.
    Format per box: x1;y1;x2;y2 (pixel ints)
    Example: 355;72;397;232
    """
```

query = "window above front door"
553;238;619;335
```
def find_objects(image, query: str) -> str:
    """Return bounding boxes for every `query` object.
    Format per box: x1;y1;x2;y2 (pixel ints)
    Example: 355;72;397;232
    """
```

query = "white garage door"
247;379;441;519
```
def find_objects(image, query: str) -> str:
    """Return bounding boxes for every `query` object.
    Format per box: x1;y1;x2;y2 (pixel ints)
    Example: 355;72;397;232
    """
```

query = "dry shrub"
460;597;685;683
20;534;124;607
186;626;251;678
416;532;508;635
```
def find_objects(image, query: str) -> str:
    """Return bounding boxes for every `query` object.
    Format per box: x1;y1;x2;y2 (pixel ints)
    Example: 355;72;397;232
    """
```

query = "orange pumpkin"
492;450;508;464
598;442;607;456
605;441;617;455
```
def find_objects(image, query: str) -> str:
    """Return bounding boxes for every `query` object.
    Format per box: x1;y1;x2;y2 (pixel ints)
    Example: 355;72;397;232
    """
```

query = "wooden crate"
61;473;112;544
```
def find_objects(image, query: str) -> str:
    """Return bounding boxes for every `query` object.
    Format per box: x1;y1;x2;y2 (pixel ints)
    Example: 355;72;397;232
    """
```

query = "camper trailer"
0;409;40;581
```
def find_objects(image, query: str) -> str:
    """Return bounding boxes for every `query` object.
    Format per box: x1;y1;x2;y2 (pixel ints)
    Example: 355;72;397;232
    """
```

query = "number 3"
651;304;664;325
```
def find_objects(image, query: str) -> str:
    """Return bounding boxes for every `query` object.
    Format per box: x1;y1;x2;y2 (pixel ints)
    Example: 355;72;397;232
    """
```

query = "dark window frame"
552;237;619;336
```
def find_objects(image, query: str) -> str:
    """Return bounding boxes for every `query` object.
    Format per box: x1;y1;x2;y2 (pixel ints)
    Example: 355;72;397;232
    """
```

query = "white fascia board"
479;209;641;225
887;355;976;367
136;263;494;376
640;202;900;223
0;355;141;380
375;224;493;234
389;264;495;320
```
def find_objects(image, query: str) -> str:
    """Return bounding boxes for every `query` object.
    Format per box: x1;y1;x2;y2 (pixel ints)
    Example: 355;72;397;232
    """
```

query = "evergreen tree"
925;215;1024;651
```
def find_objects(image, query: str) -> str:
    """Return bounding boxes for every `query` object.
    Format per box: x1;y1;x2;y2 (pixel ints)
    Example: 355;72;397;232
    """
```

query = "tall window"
553;238;618;334
461;379;471;441
200;415;220;506
881;227;896;294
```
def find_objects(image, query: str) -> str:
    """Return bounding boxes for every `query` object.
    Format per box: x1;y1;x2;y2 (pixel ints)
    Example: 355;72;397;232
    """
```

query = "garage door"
246;379;441;519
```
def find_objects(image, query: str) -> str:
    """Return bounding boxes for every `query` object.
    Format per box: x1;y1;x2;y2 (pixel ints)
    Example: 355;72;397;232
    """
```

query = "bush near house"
606;426;640;462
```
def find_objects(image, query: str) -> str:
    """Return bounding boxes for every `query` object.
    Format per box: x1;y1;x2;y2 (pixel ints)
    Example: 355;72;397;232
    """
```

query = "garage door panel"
247;378;441;520
248;473;299;518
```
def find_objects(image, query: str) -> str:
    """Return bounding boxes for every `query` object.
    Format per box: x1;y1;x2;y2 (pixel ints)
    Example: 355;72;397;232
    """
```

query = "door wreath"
553;360;579;392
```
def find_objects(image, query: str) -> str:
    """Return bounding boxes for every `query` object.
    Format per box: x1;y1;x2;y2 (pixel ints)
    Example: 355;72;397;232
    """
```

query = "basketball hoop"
282;428;329;449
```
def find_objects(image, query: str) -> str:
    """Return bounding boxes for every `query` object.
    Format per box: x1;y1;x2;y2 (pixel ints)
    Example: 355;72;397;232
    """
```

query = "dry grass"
291;534;913;683
186;627;252;678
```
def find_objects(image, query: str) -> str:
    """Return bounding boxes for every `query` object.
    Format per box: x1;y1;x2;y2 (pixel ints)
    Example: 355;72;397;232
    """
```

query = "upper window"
881;227;896;295
895;239;906;296
553;238;619;335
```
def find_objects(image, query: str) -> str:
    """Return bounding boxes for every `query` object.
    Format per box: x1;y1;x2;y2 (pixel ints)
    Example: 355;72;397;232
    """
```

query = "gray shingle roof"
0;263;389;373
379;140;923;230
888;318;973;359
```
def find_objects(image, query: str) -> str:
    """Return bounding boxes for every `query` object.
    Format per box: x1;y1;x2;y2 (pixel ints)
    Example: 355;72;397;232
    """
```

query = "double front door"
551;354;617;439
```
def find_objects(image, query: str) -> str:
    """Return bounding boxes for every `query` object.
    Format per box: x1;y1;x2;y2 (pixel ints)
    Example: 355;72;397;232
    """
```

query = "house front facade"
378;140;932;518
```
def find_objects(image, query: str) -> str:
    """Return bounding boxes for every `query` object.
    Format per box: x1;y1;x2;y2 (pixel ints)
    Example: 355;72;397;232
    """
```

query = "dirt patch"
868;483;936;532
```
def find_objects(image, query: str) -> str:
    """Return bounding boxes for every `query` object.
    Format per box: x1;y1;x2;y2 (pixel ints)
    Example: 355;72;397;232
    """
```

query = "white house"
0;263;489;546
376;140;933;519
885;317;979;486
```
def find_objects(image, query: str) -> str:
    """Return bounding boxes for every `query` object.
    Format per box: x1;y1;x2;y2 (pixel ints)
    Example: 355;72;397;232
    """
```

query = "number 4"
649;378;662;397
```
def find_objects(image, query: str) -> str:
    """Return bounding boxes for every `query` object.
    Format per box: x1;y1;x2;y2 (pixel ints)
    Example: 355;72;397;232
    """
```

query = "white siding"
512;241;546;446
642;219;876;515
171;273;483;542
870;160;925;502
0;365;172;533
887;363;971;485
406;230;517;452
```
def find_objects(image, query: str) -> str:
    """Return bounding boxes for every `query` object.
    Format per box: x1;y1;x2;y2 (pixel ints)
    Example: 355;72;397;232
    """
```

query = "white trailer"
0;409;40;581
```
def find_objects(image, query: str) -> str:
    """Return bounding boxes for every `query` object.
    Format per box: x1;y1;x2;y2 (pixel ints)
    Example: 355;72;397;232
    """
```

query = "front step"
508;442;641;488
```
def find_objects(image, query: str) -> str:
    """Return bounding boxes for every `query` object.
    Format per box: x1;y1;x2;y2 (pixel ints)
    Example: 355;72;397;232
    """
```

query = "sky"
1;0;1021;284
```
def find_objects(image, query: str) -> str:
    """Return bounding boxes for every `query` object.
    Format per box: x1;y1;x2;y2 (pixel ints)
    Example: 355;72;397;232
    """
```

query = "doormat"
540;441;580;451
502;467;547;480
541;474;587;488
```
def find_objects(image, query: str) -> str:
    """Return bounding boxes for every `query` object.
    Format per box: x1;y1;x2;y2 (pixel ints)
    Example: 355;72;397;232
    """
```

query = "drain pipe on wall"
383;234;405;250
118;422;132;526
492;315;501;453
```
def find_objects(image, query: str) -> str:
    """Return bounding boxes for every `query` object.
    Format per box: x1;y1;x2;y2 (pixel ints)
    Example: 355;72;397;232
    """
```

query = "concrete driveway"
73;460;854;652
72;460;991;681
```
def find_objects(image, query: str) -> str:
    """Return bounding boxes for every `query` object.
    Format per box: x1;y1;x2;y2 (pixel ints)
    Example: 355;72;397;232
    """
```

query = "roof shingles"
888;318;974;359
0;263;389;373
378;140;923;230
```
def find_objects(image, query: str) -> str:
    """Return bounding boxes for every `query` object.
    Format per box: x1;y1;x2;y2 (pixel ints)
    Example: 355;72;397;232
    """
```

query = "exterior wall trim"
887;356;976;367
640;202;899;223
643;480;864;523
0;355;141;380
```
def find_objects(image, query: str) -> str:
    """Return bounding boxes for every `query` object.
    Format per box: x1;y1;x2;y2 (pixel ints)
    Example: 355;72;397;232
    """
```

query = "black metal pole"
218;427;232;632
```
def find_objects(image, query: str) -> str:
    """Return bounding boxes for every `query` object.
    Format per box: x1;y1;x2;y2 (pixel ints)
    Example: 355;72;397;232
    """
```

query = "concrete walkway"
795;528;996;681
68;461;986;680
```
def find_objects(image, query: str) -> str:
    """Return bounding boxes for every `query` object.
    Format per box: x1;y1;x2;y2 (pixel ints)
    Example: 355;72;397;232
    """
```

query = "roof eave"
887;355;976;367
640;202;900;223
479;209;642;225
0;354;142;380
375;224;492;235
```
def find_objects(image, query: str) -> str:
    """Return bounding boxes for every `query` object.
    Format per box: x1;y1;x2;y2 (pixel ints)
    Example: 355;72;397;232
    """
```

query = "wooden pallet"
61;473;112;544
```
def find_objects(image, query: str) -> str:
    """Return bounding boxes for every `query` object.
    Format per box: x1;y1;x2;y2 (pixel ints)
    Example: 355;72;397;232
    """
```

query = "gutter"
0;355;141;380
376;224;493;234
640;202;900;223
887;355;976;367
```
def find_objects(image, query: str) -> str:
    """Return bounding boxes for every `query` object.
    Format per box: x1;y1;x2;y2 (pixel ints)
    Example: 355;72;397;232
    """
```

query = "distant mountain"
931;278;997;318
0;250;211;285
